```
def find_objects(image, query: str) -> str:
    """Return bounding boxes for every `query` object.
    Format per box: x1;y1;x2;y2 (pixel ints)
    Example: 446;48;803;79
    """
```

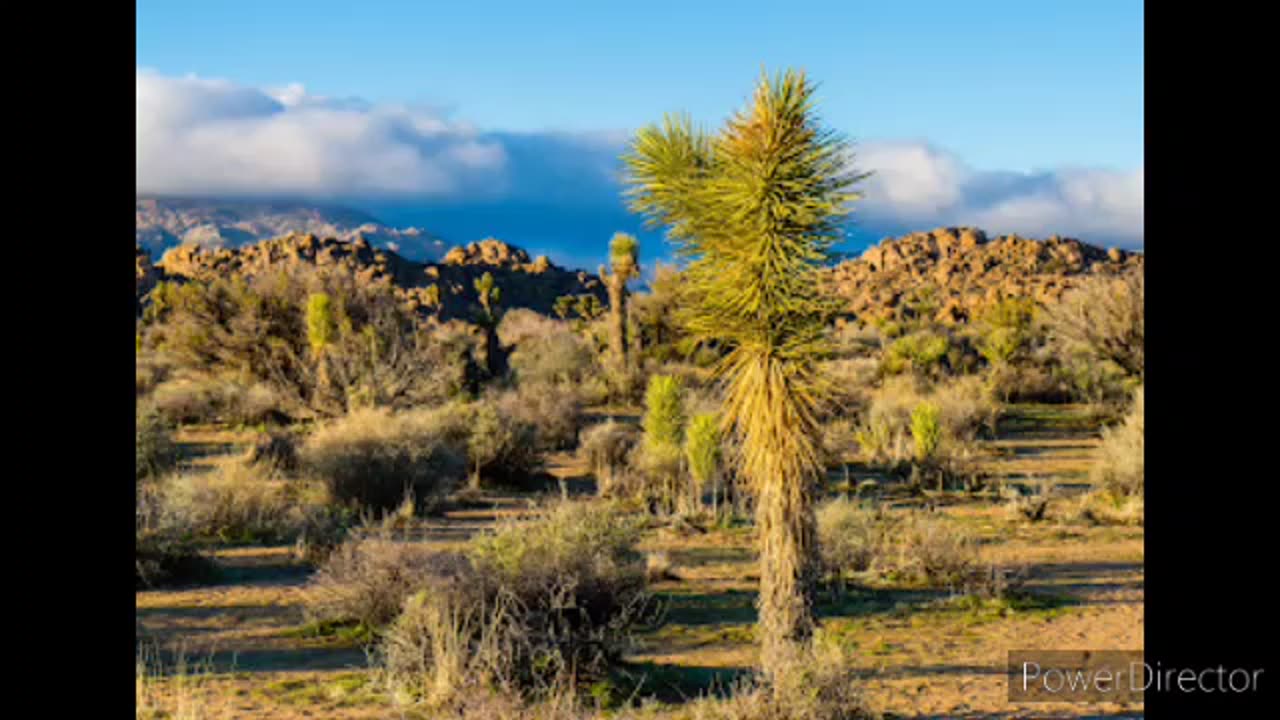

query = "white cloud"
136;70;1143;248
136;69;507;197
854;140;1143;248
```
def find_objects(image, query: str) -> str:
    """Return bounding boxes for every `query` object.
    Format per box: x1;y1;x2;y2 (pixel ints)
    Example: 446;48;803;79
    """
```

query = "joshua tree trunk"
756;476;819;667
603;271;629;370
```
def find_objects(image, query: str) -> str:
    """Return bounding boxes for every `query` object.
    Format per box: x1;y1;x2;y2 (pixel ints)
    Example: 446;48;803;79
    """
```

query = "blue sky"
136;0;1144;266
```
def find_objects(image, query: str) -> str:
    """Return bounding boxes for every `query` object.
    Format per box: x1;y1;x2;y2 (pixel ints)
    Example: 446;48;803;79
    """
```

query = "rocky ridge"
825;227;1143;324
136;197;447;261
139;234;604;322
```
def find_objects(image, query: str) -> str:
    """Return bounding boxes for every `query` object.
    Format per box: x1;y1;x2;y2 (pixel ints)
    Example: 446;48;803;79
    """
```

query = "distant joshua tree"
624;68;867;677
599;232;641;369
473;272;503;376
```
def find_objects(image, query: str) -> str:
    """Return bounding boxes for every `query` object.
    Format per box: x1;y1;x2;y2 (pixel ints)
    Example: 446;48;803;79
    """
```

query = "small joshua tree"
307;292;336;355
599;233;641;369
685;412;723;517
641;374;686;512
473;272;504;376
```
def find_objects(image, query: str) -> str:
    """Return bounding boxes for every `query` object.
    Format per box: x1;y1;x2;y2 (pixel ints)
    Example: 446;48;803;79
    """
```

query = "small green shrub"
910;402;942;461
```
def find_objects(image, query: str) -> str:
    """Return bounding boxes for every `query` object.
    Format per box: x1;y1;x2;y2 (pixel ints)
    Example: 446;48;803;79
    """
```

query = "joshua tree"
686;412;723;517
473;272;504;376
599;232;641;369
624;69;866;675
553;294;575;321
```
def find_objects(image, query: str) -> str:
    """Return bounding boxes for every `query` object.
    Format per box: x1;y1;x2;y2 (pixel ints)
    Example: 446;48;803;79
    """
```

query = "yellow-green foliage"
910;401;942;461
975;297;1037;366
624;68;866;672
685;412;722;488
642;374;686;451
885;330;950;375
307;292;335;354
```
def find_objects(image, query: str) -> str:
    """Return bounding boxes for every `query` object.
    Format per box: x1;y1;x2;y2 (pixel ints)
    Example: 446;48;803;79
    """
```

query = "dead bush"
305;530;470;631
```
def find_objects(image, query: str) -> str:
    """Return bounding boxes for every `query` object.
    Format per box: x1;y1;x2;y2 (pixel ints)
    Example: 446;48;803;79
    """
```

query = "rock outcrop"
825;227;1143;324
146;233;604;322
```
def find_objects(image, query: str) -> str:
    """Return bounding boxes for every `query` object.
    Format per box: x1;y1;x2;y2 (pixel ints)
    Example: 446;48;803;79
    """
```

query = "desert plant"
299;406;467;513
686;412;724;515
689;638;869;720
815;499;883;581
1092;385;1144;497
625;68;866;675
884;330;951;376
581;421;641;497
378;502;653;708
1045;272;1144;379
136;404;176;480
304;530;468;630
466;396;541;488
642;374;686;450
152;460;333;545
507;328;597;388
307;292;336;354
910;401;942;462
599;232;641;370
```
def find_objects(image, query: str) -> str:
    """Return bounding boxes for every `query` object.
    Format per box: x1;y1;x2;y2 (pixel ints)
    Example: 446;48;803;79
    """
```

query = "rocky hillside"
825;227;1143;324
136;197;447;261
139;234;604;322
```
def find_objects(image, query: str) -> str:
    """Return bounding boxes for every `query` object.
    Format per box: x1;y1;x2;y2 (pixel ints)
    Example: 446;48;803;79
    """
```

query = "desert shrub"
136;404;176;480
499;382;584;451
247;431;299;473
1071;491;1144;527
378;502;653;708
135;353;173;397
1045;271;1144;379
135;531;218;589
498;308;563;347
153;460;334;545
507;325;597;388
150;375;233;424
816;499;883;578
910;402;942;461
854;375;996;471
817;504;982;590
143;264;469;418
689;639;869;720
630;441;685;513
1091;385;1144;497
305;531;468;630
883;330;951;376
974;297;1039;367
299;406;467;513
467;395;542;488
893;512;979;588
581;421;641;497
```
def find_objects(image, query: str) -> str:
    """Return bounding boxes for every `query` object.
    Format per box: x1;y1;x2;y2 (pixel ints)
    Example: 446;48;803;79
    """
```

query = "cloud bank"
137;70;1143;249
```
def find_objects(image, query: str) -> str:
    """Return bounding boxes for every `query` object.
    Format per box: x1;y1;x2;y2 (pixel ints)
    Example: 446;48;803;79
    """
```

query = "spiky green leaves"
307;292;335;354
